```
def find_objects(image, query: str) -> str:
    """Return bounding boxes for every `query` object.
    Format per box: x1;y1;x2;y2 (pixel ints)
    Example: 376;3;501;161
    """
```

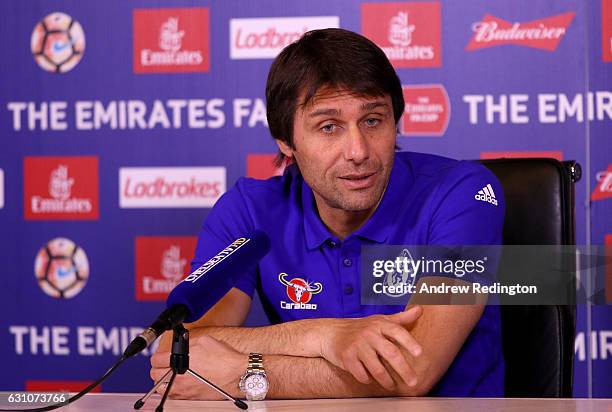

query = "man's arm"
156;287;423;390
150;300;482;399
268;301;483;398
151;331;416;400
194;287;482;395
152;286;482;397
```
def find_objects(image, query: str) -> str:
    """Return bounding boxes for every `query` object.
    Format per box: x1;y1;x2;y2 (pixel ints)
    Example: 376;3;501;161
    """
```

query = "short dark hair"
265;28;405;164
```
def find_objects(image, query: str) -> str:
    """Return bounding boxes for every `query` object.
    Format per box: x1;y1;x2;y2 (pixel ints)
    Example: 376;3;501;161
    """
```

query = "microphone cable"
0;353;128;412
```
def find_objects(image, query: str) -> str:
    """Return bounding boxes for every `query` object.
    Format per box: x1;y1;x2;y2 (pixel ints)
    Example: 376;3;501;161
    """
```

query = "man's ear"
275;139;294;158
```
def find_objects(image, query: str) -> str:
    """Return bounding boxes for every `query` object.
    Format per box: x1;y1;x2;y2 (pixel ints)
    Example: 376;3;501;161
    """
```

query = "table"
2;393;610;411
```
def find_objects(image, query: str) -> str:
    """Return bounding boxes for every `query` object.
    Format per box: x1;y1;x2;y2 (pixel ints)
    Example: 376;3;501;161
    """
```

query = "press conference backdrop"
0;0;609;397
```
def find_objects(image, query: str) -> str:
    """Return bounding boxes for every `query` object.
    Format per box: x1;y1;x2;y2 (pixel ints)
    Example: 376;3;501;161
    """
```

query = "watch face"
244;374;268;397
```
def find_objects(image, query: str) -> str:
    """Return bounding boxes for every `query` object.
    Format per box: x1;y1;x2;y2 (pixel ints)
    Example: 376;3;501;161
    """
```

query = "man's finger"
342;355;371;385
375;339;418;387
388;306;422;325
150;367;167;383
358;344;395;390
150;352;170;368
382;322;422;357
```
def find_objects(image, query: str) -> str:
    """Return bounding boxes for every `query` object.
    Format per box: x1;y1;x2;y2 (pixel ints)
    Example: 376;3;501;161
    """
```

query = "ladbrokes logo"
591;165;612;201
230;16;339;59
362;2;441;68
401;85;449;136
466;12;575;51
603;0;612;62
133;8;209;73
119;167;225;208
24;157;99;220
135;237;197;301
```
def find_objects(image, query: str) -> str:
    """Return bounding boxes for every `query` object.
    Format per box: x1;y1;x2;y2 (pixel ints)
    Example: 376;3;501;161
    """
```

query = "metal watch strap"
247;353;264;374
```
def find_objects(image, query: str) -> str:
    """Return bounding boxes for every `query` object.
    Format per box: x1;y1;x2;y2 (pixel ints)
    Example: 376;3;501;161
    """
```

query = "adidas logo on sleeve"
475;184;498;206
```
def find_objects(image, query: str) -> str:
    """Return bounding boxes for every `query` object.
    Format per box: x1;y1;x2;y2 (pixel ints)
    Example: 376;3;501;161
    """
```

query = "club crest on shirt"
278;272;323;310
383;248;418;297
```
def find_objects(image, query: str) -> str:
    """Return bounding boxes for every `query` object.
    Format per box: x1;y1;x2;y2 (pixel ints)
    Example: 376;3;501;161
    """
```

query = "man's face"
277;88;397;216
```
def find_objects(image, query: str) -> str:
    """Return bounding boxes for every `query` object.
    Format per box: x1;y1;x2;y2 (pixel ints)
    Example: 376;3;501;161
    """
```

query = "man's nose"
343;124;370;164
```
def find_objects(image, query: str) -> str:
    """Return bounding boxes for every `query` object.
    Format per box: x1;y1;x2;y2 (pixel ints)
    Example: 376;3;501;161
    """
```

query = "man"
151;28;505;400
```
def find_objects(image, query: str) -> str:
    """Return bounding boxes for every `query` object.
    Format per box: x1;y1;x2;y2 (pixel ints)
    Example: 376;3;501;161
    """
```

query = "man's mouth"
338;172;378;189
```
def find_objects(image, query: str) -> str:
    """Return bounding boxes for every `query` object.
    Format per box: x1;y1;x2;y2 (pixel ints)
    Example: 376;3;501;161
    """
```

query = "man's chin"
334;192;381;212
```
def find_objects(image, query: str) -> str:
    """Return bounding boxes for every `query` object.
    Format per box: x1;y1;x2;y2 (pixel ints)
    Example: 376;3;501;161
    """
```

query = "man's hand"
150;333;247;400
319;306;423;390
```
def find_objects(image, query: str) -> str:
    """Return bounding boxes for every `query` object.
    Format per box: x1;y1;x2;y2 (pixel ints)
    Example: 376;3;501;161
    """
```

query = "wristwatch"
239;352;269;400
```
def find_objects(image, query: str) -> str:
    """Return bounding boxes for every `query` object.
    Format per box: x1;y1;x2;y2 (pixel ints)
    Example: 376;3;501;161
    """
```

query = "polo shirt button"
344;284;354;295
343;258;352;267
329;240;337;247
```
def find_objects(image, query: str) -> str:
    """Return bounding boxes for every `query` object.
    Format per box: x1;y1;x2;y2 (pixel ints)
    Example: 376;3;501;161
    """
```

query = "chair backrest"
478;158;580;398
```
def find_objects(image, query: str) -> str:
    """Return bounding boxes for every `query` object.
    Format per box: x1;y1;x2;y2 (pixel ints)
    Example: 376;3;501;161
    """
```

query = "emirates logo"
133;8;210;73
388;12;415;47
49;165;74;201
24;156;99;220
361;2;441;68
159;18;185;52
160;245;187;280
135;236;197;301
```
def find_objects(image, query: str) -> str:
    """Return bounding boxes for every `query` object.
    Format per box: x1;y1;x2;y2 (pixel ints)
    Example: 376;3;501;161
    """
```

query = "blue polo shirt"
192;151;505;396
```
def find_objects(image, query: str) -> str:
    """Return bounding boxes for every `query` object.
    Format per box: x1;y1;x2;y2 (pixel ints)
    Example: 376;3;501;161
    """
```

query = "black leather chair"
478;158;580;398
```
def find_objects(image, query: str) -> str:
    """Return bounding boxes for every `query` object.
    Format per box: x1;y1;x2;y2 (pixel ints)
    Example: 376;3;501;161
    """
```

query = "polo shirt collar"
302;179;334;250
301;153;414;250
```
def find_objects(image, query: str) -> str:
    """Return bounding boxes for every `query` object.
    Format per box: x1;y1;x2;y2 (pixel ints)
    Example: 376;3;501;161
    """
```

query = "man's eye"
321;124;336;133
365;118;380;127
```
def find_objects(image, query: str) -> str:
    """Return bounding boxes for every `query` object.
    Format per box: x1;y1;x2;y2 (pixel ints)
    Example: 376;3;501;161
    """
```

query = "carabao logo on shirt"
278;272;323;310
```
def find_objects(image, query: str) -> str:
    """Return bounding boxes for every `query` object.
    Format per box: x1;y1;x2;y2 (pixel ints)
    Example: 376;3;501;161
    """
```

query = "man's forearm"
263;354;420;398
190;323;428;398
189;319;328;357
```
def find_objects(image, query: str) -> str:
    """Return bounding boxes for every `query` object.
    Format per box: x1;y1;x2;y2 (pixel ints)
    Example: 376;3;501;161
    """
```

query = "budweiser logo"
24;157;99;220
592;165;612;201
230;16;339;59
467;12;575;51
119;167;225;208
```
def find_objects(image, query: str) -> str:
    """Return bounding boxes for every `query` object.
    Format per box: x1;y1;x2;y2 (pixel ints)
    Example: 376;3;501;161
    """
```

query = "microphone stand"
134;325;248;411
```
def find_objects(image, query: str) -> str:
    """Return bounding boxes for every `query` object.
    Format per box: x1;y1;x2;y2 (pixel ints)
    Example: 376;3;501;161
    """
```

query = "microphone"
123;230;271;358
